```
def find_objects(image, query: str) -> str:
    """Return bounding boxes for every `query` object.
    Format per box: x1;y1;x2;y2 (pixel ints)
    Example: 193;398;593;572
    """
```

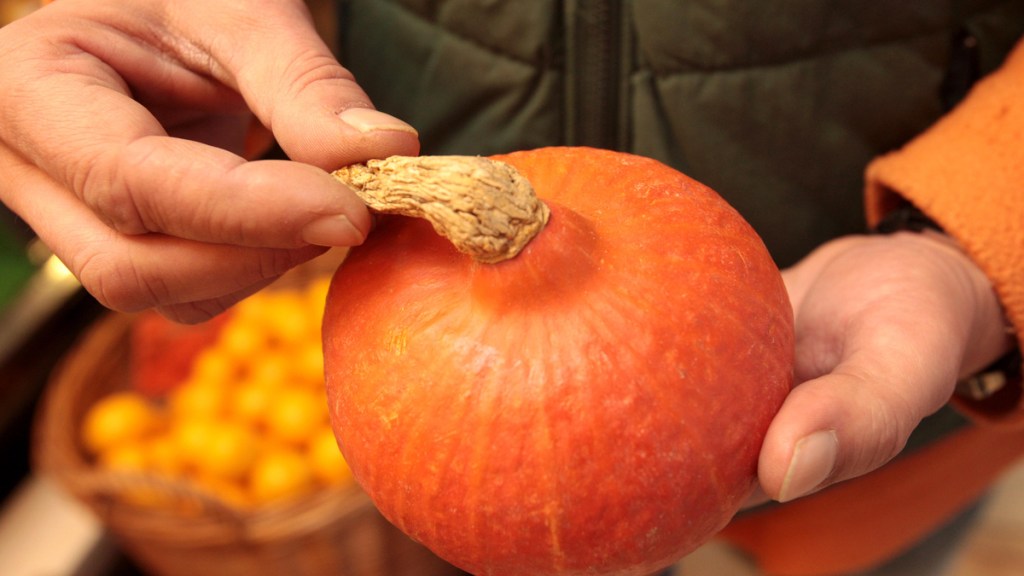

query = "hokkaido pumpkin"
323;147;793;576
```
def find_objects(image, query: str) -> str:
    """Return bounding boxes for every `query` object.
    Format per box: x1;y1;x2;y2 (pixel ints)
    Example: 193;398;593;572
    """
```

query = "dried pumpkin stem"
331;156;550;264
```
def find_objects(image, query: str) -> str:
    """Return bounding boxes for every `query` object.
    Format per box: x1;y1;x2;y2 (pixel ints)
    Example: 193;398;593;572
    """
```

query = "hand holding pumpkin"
0;0;418;323
320;151;1016;575
757;231;1014;503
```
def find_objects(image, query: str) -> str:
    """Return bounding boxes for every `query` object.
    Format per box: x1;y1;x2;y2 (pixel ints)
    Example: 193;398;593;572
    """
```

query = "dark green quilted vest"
337;0;1024;266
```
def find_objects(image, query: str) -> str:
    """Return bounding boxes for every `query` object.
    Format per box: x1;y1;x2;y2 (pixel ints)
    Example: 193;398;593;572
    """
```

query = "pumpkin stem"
332;156;550;263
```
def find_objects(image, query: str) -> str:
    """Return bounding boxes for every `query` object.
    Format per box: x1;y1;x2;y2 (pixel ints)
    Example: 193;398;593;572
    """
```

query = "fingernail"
302;215;365;247
338;108;418;136
778;430;838;502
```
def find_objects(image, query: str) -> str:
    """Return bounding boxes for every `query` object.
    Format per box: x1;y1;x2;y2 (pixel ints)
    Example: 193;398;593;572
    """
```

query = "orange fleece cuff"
865;39;1024;424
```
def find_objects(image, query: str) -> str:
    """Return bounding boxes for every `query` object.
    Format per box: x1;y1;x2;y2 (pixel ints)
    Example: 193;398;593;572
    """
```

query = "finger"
7;69;372;247
0;142;325;315
168;0;420;168
98;135;377;248
155;277;279;324
758;337;961;503
1;4;247;165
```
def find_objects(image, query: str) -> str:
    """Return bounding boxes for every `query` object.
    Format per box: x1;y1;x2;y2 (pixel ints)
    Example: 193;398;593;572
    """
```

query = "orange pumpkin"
323;147;793;575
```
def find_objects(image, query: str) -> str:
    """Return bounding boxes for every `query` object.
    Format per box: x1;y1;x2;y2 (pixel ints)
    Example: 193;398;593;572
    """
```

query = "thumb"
758;346;958;503
759;234;997;503
181;0;419;168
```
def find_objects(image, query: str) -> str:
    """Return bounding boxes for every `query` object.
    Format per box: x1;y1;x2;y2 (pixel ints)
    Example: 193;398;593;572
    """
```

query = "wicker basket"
33;310;465;576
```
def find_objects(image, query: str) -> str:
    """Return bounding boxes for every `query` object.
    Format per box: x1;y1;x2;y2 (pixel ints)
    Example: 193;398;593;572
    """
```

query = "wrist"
875;202;1018;405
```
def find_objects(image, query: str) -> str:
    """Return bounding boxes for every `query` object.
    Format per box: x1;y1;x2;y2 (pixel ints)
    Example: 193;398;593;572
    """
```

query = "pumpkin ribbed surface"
323;147;793;576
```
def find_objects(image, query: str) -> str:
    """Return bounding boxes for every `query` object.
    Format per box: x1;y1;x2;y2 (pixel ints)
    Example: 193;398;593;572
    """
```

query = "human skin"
0;0;419;323
758;231;1013;503
0;0;1012;504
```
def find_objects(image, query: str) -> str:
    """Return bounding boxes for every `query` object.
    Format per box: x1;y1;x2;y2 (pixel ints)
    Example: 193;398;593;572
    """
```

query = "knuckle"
73;247;167;313
863;396;917;470
254;246;308;280
279;49;363;106
290;49;356;87
72;146;150;235
157;301;224;325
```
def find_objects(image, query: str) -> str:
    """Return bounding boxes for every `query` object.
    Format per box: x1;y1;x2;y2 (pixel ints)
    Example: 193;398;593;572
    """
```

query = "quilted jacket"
339;0;1024;267
335;2;1024;574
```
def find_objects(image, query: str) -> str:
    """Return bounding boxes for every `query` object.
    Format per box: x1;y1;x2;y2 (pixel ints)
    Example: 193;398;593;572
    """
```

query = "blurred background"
0;3;463;575
1;2;1023;575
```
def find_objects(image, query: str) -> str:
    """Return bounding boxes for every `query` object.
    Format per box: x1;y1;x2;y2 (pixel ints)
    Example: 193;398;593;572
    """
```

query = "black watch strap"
872;204;944;235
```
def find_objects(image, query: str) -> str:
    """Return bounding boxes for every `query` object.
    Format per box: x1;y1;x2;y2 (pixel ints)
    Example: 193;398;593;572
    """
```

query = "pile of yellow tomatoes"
80;276;353;510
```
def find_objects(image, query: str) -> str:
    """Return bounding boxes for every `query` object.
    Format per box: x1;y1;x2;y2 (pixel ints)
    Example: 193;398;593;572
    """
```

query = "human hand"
0;0;419;322
754;231;1014;503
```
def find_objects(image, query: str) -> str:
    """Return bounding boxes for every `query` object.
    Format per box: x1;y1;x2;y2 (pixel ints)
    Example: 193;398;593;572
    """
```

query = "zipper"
564;0;627;149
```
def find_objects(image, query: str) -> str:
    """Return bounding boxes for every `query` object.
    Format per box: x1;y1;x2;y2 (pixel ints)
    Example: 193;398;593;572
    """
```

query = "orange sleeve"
865;38;1024;423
